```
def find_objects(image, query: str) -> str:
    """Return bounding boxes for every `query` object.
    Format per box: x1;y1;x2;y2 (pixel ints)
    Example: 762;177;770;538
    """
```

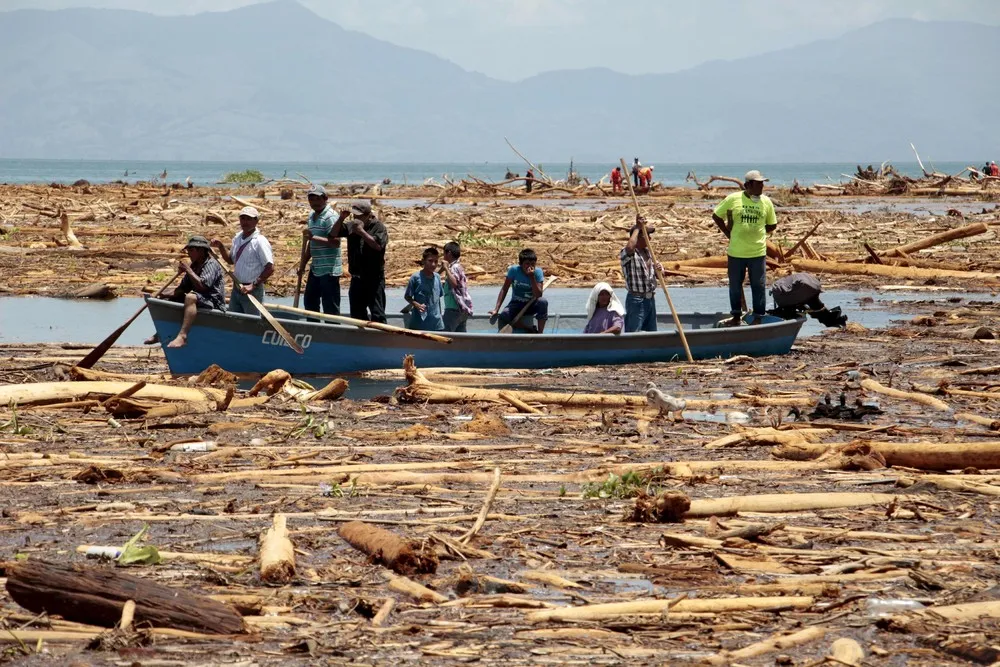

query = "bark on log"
526;596;814;623
791;258;1000;283
4;560;244;634
775;440;1000;472
338;521;438;575
259;514;296;584
883;222;988;257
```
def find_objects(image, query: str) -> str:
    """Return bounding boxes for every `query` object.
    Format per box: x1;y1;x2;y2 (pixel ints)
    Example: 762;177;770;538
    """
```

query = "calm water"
0;286;982;346
0;158;974;188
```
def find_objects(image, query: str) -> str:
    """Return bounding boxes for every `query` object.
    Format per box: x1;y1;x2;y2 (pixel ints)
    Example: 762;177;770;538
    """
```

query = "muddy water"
0;286;988;346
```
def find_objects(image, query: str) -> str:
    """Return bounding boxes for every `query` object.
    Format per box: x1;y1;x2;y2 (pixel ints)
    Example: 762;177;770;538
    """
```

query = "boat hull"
146;298;805;375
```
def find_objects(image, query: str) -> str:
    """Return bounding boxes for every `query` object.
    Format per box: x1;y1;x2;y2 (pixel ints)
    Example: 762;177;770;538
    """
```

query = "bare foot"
143;333;160;345
166;334;187;348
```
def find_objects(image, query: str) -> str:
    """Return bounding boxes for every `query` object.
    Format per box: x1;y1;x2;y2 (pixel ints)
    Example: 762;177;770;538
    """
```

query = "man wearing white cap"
211;206;274;315
712;170;777;326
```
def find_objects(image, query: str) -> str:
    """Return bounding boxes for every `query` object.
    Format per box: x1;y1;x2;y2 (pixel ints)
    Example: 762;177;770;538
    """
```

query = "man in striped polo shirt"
211;206;274;314
299;185;349;316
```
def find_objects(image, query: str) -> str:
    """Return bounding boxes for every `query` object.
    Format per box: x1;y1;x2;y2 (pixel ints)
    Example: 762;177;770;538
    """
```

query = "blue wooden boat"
145;297;805;375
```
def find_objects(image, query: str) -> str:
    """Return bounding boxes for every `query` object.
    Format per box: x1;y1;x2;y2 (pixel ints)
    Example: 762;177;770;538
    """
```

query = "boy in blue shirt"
489;248;548;333
404;247;445;331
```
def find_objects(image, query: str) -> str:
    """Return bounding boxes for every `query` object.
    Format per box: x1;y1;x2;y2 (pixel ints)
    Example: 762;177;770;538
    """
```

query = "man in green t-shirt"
712;170;777;326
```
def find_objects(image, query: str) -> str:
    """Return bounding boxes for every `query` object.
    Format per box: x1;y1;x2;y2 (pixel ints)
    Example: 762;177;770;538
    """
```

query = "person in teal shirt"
712;170;777;326
489;248;548;333
404;247;445;332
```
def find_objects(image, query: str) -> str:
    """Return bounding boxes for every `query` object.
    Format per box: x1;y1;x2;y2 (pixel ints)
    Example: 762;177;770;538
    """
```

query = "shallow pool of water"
1;286;990;346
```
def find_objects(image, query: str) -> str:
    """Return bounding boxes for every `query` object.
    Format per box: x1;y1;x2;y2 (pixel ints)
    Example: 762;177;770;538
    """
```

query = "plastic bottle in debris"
865;598;926;617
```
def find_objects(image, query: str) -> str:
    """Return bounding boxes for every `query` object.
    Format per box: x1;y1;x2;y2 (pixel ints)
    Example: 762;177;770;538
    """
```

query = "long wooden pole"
210;250;304;354
619;158;693;362
269;303;452;344
76;273;180;369
293;235;308;309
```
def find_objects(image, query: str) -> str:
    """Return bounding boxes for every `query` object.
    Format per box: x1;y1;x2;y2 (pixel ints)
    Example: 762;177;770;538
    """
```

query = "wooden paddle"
499;275;557;334
76;272;180;369
293;234;308;309
269;303;452;344
211;250;304;354
619;157;693;362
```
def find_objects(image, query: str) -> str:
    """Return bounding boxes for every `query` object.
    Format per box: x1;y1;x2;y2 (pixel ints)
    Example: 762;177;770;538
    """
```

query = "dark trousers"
304;271;340;317
728;255;767;316
497;299;548;330
349;274;387;324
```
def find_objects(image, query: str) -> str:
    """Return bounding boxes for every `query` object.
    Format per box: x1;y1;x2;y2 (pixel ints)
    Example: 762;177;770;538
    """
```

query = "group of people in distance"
609;158;654;194
149;168;849;346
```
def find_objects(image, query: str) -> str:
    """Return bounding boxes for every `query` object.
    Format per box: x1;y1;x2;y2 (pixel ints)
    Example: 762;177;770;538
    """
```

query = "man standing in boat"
150;236;226;349
620;219;662;333
341;202;389;324
404;247;446;332
712;170;777;327
210;206;274;314
299;185;348;317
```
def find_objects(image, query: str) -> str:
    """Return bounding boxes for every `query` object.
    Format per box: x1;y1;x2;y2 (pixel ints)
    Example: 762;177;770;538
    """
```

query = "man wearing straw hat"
144;235;227;348
712;170;777;327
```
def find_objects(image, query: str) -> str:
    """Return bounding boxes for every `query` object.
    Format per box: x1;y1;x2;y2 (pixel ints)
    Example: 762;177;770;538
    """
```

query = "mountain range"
0;1;997;162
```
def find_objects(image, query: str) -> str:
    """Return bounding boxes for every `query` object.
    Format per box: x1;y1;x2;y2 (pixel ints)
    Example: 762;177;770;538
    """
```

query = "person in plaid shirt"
619;216;663;333
440;241;474;332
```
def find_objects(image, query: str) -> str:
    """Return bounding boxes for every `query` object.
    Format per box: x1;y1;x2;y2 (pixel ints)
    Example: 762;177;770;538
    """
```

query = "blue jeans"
228;284;264;314
443;308;469;332
304;271;341;317
728;255;767;316
624;294;656;332
498;299;548;330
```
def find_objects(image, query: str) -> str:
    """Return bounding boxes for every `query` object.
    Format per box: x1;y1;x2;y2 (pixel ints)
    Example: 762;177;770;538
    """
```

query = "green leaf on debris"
117;525;162;566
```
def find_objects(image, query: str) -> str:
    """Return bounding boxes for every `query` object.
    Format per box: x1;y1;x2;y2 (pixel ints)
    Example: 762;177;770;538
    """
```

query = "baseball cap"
239;206;259;219
744;170;768;182
351;202;372;216
307;184;327;197
184;235;211;250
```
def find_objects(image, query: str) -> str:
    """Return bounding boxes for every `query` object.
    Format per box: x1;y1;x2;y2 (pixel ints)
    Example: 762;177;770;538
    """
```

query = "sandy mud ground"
1;293;1000;664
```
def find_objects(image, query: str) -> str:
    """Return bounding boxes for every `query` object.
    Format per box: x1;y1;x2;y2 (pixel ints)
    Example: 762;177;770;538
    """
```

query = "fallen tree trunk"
882;222;988;257
685;492;899;518
860;378;951;411
702;626;828;665
4;560;244;634
259;514;296;584
774;440;1000;472
526;596;814;623
338;521;438;575
0;381;223;407
791;258;1000;283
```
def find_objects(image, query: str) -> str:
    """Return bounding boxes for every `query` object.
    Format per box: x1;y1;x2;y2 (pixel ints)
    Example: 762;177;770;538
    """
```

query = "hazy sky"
3;0;999;80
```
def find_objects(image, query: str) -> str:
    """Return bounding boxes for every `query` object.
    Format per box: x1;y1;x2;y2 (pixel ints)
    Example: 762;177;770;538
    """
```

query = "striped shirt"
230;229;274;284
308;205;343;277
620;246;657;297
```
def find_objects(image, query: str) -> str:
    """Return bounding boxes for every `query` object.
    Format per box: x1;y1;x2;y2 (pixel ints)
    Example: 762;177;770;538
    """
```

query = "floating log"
791;258;1000;283
829;637;865;666
338;521;438;575
882;222;988;257
685;492;899;518
860;378;951;412
0;381;223;407
4;559;244;634
703;626;828;665
775;440;1000;472
526;596;814;623
259;514;296;584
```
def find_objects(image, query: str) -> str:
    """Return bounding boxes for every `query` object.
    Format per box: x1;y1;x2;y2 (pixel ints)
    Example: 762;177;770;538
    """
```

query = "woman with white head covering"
584;282;626;334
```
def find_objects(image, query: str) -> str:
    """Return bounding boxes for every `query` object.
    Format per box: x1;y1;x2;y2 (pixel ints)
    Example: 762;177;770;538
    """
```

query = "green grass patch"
457;229;517;249
221;169;266;184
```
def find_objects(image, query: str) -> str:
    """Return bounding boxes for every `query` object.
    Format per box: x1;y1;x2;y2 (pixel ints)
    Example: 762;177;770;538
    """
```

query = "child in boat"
404;247;445;332
490;248;548;333
584;282;624;334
